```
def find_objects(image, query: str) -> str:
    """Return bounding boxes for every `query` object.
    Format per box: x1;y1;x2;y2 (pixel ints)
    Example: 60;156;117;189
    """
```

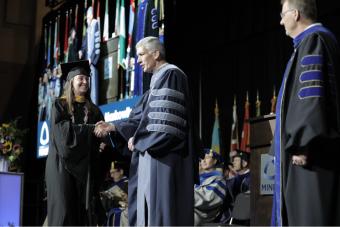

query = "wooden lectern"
249;114;276;226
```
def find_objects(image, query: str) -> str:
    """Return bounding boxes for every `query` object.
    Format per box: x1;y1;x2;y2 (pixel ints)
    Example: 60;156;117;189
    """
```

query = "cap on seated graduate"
203;148;224;165
110;161;128;173
60;60;90;81
235;149;250;163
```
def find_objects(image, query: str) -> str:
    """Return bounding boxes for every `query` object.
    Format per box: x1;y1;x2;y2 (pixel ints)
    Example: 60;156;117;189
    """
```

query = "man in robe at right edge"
272;0;340;225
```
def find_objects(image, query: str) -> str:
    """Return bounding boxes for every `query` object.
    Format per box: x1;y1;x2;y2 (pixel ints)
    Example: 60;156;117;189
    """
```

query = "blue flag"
211;100;221;154
133;0;159;96
47;21;52;67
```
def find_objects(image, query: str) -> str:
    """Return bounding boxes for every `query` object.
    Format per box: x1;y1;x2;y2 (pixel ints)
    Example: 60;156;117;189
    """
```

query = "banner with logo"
260;153;275;195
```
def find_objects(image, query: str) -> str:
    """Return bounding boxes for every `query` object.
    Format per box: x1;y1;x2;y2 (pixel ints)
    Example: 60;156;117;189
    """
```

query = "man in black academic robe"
272;0;340;226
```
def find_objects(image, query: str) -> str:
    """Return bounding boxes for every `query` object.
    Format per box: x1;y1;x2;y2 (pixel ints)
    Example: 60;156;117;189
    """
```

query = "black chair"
229;191;250;226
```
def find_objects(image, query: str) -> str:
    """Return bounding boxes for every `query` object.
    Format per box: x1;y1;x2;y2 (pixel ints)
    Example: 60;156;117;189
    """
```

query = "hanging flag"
102;0;109;41
230;96;239;152
96;0;101;20
155;0;164;22
127;0;136;57
156;0;164;43
112;0;126;99
82;0;88;41
44;24;48;64
133;0;159;96
114;0;120;37
270;86;277;114
53;17;58;66
145;0;159;36
69;8;73;29
63;11;69;62
256;90;261;117
211;100;221;154
133;0;146;96
53;15;60;66
240;92;251;152
124;0;136;98
75;4;79;31
57;15;61;63
96;0;101;37
118;0;126;69
47;21;52;67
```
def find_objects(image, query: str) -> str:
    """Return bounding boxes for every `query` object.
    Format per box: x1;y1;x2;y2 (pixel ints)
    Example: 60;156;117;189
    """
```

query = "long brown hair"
61;77;94;116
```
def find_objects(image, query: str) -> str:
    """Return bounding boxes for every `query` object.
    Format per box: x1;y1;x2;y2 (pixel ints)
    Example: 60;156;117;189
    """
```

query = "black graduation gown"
114;64;199;226
45;98;105;226
274;26;340;226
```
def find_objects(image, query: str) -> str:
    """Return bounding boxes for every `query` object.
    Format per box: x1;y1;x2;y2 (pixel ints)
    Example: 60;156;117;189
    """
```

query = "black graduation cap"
203;148;224;165
60;60;91;81
234;149;250;163
110;161;127;172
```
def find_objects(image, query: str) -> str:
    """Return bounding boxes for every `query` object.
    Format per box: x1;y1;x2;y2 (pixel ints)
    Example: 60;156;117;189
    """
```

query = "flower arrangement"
0;118;27;171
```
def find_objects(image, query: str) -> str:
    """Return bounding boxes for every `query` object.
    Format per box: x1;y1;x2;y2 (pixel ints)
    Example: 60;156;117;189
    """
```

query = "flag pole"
270;86;277;114
256;89;261;117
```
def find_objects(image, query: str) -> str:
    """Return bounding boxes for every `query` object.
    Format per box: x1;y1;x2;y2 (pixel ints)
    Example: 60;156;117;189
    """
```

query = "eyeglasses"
280;9;295;18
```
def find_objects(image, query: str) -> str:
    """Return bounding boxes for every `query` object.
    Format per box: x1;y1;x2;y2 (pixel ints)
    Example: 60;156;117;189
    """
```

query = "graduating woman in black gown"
45;61;106;225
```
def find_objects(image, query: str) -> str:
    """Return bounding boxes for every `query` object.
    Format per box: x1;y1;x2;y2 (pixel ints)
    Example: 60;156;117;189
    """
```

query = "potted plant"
0;118;27;172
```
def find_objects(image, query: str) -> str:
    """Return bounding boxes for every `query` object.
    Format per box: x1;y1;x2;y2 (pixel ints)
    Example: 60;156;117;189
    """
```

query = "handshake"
94;121;116;138
94;121;135;151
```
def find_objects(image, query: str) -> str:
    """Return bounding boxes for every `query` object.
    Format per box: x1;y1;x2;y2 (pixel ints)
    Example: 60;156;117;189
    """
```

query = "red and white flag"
240;92;250;152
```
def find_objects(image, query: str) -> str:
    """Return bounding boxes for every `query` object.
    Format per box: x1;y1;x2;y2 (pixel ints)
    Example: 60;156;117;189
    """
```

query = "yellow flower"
0;118;27;171
2;123;10;128
3;140;13;153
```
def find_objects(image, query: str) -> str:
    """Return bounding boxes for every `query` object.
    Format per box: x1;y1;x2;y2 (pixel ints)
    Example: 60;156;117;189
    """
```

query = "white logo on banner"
260;154;275;195
40;121;49;146
104;107;132;122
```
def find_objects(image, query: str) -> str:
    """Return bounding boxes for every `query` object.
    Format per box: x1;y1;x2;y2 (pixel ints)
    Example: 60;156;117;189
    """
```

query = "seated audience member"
231;150;250;195
219;150;250;224
100;161;129;226
194;148;226;225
